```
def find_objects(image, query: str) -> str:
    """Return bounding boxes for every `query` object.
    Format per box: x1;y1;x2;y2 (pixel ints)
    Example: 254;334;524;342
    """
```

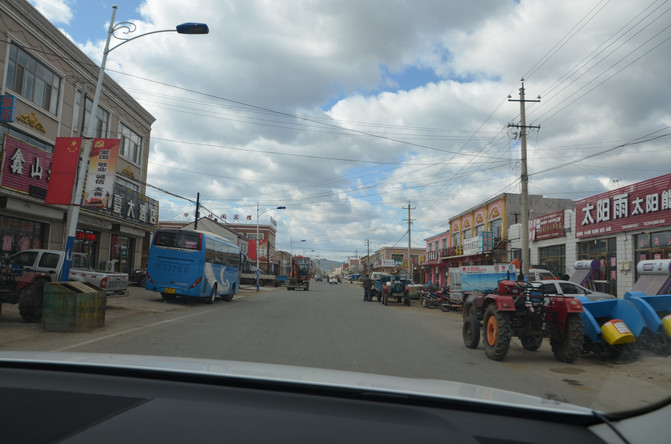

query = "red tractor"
462;280;585;363
0;259;50;322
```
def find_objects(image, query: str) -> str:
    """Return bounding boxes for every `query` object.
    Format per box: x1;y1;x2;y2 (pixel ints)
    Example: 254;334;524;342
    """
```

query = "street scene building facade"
0;0;157;273
365;246;425;281
509;173;671;297
421;193;574;286
421;174;671;298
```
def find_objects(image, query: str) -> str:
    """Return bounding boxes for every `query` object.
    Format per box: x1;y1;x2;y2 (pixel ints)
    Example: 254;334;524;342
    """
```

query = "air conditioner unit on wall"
617;260;631;271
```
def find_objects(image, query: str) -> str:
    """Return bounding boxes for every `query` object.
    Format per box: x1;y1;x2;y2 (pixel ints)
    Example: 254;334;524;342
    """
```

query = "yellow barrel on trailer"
662;314;671;337
600;319;636;345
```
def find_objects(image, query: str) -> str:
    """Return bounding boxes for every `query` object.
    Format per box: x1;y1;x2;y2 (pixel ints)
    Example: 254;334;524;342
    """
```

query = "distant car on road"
315;274;323;282
130;268;147;287
329;276;338;285
533;280;615;301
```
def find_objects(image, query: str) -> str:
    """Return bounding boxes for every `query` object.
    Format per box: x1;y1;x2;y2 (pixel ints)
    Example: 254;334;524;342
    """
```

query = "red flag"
45;138;81;205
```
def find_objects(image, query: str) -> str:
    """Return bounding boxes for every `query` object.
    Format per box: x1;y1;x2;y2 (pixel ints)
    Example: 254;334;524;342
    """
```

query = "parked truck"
286;257;310;291
0;249;128;322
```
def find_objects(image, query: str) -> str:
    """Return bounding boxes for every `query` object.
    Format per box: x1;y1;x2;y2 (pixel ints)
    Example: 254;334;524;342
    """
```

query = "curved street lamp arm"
108;29;178;53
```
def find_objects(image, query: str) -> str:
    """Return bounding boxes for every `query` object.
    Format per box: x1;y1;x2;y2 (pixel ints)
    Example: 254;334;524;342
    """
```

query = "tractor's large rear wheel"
483;304;512;361
551;313;584;363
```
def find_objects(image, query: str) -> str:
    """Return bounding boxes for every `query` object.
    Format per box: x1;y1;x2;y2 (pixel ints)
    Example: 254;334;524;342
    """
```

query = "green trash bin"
42;281;106;332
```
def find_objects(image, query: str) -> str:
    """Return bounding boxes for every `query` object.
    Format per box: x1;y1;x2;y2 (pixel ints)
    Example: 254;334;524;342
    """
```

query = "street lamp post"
256;202;285;291
290;238;306;257
60;6;208;280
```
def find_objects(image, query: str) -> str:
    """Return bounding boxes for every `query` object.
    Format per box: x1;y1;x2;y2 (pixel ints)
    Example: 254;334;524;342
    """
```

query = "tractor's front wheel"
463;315;480;349
551;313;584;363
520;335;543;351
483;304;512;361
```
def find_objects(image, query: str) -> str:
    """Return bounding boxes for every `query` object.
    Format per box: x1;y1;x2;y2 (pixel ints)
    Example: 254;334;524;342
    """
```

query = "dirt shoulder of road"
0;284;278;352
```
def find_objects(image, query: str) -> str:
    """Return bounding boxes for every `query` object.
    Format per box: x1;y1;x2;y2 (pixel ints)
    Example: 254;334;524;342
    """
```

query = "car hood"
0;351;594;416
584;291;616;301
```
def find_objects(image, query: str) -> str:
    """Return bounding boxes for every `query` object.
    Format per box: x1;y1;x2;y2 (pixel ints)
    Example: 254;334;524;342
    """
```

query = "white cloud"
63;0;671;261
28;0;73;24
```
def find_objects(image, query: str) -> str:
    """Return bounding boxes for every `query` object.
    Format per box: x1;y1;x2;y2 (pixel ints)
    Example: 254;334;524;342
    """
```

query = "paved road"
1;280;669;412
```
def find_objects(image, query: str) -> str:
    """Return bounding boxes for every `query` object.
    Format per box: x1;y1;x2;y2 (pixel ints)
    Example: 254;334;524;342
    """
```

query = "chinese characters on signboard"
576;173;671;238
0;95;16;122
530;210;565;241
83;139;120;208
83;182;159;228
0;135;50;198
1;136;158;229
462;232;494;256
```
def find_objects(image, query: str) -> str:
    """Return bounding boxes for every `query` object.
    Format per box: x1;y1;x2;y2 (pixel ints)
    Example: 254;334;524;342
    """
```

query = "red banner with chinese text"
45;137;81;204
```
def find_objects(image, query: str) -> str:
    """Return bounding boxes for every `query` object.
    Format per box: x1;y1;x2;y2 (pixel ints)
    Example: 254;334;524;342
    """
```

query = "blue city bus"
146;228;241;303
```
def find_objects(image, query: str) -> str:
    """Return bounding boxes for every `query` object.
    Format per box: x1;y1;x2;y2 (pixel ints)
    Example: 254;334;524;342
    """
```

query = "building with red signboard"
423;230;450;287
420;193;575;285
507;173;671;297
0;0;157;274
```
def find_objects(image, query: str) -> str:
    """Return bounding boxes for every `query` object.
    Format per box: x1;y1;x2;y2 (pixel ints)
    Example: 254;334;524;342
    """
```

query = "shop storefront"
576;237;617;296
110;234;134;274
531;210;568;279
74;229;99;266
634;230;671;280
0;0;158;277
0;214;45;257
574;173;671;296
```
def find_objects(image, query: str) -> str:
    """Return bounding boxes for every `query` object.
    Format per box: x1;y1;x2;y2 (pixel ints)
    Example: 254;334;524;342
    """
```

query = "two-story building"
447;193;575;267
0;0;158;273
369;246;425;281
423;230;450;287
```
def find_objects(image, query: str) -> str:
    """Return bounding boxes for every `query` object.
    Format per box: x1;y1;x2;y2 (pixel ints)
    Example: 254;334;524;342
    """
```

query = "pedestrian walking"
362;274;372;301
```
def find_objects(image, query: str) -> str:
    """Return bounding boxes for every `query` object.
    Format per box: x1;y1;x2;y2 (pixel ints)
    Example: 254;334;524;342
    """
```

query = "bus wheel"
222;285;235;302
207;285;217;305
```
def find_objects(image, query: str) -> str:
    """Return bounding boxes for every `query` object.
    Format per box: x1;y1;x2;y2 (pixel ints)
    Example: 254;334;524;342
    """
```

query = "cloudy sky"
29;0;671;262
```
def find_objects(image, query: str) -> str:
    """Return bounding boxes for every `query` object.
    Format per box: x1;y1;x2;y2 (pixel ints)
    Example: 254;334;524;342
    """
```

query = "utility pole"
508;80;540;278
194;192;200;229
365;239;370;274
403;202;415;279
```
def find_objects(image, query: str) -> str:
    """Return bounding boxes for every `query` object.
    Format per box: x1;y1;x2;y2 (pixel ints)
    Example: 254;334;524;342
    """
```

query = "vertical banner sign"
45;137;82;204
248;239;257;260
83;139;120;208
0;95;17;122
258;239;268;261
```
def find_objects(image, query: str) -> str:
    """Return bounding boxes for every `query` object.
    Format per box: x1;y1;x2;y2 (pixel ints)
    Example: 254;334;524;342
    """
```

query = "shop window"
489;219;502;240
635;231;671;278
5;43;61;115
539;244;566;278
0;215;45;256
577;237;617;296
116;175;140;193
